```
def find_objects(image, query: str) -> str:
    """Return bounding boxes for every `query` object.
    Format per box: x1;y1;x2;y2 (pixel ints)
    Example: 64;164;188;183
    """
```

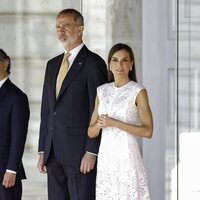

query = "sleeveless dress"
96;81;150;200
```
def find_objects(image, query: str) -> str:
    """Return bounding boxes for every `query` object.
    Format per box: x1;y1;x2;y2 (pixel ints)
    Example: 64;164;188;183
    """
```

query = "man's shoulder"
80;45;103;61
87;49;104;61
9;81;28;100
48;53;63;63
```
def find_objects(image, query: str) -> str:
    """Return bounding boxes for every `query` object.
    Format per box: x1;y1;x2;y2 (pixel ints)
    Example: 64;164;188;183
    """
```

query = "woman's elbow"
146;132;153;139
88;133;95;138
88;130;94;138
145;127;153;139
87;128;98;138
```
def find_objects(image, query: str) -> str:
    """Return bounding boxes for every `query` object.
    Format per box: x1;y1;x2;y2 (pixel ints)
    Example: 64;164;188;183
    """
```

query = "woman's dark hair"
0;49;11;74
108;43;137;82
57;8;84;26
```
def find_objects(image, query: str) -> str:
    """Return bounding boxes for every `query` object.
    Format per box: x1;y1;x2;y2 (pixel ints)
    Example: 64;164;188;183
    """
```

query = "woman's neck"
114;78;131;87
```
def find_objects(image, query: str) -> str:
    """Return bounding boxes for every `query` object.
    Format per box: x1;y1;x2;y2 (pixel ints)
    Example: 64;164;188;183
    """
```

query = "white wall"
142;0;176;199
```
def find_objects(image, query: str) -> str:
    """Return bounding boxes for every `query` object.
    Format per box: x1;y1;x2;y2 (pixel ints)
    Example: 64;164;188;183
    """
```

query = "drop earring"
130;67;132;71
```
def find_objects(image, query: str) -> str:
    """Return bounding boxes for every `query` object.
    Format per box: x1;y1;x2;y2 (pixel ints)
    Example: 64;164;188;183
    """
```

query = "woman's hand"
97;114;116;128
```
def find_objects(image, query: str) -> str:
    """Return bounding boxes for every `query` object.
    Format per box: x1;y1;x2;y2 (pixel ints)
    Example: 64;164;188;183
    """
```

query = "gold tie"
56;52;71;97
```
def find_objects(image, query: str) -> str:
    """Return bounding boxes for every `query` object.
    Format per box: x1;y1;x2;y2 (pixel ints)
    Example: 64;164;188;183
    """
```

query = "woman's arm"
88;95;102;138
98;89;153;139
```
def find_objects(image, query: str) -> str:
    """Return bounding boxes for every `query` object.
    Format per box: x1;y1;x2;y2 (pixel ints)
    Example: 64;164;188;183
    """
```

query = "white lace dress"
96;81;150;200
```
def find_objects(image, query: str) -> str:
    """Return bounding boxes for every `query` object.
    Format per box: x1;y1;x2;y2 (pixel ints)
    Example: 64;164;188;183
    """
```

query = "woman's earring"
130;67;132;71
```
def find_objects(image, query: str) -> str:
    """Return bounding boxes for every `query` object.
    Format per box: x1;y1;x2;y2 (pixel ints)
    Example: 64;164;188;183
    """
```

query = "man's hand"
37;153;47;174
2;172;16;188
80;152;96;174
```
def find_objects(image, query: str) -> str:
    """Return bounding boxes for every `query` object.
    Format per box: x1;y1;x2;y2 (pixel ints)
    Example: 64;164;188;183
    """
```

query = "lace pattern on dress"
96;81;150;200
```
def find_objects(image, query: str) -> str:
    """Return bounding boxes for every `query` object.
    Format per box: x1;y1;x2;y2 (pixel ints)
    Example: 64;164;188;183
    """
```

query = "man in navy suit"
37;9;108;200
0;49;30;200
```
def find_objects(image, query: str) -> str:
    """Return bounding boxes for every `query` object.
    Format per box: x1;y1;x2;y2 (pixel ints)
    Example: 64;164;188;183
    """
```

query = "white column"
142;0;176;199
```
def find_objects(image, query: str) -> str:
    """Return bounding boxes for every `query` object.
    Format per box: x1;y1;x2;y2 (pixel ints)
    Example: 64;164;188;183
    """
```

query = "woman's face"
109;49;133;78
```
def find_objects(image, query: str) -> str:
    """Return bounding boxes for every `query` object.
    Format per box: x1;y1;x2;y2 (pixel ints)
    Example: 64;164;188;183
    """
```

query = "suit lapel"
0;78;12;102
49;54;63;105
57;45;88;99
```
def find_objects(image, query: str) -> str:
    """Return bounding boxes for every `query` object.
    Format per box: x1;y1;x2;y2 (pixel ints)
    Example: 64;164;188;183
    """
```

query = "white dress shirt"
65;42;84;70
56;43;84;89
0;76;8;88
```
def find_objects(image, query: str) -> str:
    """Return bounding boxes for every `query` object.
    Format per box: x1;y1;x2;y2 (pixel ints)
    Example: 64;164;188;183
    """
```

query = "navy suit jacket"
38;45;108;166
0;78;30;181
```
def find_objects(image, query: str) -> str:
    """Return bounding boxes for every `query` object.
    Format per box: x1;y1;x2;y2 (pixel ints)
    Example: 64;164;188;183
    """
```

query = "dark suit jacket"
0;78;30;181
38;45;108;166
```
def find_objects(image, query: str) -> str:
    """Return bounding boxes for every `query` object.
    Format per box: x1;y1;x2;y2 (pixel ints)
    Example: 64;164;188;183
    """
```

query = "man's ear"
78;25;84;35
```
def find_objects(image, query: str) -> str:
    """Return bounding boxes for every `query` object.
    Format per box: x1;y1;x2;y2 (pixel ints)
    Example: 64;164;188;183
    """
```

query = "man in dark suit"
0;49;30;200
37;9;108;200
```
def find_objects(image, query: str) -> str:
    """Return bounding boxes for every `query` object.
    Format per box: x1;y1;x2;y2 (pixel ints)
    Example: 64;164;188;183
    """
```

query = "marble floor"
22;149;48;200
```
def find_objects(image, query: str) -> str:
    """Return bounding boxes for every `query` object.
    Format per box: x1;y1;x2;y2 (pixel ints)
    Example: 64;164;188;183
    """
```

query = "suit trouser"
47;148;96;200
0;177;22;200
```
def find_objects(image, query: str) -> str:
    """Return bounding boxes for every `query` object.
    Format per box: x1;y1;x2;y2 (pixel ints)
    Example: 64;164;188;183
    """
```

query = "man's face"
0;60;8;80
56;14;83;48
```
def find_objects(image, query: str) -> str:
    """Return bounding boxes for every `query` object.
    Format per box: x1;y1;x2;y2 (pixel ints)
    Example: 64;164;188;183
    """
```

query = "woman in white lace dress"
88;43;153;200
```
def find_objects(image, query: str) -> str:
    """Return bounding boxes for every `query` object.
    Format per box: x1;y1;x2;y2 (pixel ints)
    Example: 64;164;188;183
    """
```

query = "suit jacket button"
53;112;56;115
51;127;54;130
